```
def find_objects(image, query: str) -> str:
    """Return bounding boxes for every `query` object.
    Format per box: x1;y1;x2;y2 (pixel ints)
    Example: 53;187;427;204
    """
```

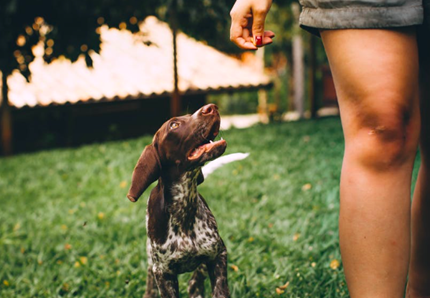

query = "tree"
0;0;235;155
265;1;325;118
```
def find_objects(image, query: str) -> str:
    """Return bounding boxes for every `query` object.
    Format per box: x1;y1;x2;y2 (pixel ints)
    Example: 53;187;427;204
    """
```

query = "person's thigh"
321;28;420;164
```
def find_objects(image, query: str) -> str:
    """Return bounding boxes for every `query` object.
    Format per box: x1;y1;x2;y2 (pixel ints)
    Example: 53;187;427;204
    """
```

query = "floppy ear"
127;145;161;202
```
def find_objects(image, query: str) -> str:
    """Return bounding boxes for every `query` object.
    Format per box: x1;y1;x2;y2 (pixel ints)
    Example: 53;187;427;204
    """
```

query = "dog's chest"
151;201;222;273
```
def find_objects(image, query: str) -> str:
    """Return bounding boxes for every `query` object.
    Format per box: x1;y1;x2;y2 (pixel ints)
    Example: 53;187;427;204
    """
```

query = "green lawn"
0;117;421;298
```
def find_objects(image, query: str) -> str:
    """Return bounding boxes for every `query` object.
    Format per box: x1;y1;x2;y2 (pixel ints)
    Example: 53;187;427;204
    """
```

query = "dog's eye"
170;122;179;129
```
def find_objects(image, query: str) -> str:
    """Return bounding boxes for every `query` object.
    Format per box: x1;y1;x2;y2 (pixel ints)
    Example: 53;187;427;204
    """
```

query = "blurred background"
0;0;338;156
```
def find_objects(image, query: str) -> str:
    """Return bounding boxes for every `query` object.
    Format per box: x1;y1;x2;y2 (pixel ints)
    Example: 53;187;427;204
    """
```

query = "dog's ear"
197;169;204;185
127;145;161;202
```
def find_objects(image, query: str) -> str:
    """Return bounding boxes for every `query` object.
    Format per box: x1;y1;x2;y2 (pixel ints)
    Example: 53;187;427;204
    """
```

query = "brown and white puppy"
127;104;230;298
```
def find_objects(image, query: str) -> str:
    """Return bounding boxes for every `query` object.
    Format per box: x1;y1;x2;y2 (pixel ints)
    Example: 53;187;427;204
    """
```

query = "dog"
127;104;241;298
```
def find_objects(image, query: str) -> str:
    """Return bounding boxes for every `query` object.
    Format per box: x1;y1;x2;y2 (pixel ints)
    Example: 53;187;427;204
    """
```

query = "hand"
230;0;275;50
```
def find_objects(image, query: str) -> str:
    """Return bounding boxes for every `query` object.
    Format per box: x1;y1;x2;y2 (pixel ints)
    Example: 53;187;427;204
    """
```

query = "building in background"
3;16;271;154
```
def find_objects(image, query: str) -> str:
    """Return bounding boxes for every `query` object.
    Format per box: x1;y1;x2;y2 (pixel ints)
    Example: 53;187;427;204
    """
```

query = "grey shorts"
299;0;430;35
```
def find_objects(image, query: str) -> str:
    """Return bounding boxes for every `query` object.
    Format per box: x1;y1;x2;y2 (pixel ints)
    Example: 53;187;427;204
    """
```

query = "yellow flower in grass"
79;256;88;265
3;280;9;286
276;281;290;294
120;181;128;188
302;183;312;191
97;212;105;220
74;261;81;268
330;259;340;270
230;265;239;272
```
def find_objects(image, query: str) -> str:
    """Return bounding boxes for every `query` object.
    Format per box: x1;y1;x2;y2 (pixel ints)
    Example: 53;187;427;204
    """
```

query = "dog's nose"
201;104;218;115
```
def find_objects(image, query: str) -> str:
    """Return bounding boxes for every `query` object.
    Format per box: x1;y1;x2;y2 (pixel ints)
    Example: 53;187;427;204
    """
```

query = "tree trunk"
292;3;305;119
1;71;12;156
309;34;317;118
170;0;181;117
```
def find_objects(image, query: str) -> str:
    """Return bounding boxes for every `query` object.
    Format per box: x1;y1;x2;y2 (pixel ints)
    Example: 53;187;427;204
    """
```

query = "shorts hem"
299;5;424;36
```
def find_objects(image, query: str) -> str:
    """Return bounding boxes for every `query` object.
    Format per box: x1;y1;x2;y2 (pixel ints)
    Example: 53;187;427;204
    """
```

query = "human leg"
407;25;430;298
320;28;420;298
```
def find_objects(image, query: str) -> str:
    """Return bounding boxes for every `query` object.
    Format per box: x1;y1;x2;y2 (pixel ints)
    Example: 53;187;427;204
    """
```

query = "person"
229;0;430;297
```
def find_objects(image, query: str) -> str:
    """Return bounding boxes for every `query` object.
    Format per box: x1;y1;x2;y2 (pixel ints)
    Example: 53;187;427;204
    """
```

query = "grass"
0;117;421;297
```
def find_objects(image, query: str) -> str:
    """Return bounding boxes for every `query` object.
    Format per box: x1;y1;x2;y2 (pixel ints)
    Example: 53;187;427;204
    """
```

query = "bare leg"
207;251;230;298
407;26;430;298
143;266;159;298
188;264;207;298
321;28;420;298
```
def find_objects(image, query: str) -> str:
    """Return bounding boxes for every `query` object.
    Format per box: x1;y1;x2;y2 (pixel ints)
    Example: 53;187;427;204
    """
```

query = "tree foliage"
1;0;305;78
0;0;241;80
1;0;163;79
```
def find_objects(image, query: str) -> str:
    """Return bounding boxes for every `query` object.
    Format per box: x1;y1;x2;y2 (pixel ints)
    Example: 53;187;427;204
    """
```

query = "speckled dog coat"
127;104;230;298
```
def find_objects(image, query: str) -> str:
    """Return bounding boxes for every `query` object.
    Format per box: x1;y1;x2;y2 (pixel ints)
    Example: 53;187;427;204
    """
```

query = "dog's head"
127;104;227;202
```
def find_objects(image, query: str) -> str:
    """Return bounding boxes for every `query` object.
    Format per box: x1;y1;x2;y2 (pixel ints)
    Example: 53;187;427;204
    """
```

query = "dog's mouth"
188;138;227;160
188;122;226;160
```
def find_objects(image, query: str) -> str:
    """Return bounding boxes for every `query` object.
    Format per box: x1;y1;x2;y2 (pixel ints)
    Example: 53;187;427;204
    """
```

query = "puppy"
127;104;230;298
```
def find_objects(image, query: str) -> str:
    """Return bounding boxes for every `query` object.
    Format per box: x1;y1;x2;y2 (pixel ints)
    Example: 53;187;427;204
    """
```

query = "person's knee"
348;103;419;171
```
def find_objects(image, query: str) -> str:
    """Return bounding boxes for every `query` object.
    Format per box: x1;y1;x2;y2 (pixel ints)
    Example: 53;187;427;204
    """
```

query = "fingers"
265;30;275;38
261;30;275;46
230;3;257;49
251;7;268;47
230;23;257;49
230;0;274;49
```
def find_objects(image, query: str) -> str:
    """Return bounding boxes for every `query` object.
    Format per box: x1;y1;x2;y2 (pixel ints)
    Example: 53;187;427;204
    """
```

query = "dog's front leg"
143;266;158;298
188;263;207;298
207;250;230;298
154;270;180;298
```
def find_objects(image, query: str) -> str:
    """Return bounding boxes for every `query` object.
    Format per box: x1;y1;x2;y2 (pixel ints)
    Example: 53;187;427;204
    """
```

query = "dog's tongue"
188;140;225;160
